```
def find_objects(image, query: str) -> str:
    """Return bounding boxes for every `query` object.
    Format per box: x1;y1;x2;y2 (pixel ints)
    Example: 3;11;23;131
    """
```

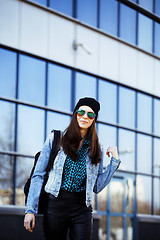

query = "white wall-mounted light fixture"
73;40;92;55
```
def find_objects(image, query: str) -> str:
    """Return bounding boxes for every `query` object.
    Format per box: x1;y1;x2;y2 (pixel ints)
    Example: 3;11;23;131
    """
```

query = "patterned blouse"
60;138;89;192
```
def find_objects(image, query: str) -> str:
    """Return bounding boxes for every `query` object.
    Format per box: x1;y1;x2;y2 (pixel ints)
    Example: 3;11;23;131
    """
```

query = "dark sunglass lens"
87;112;95;119
77;109;85;116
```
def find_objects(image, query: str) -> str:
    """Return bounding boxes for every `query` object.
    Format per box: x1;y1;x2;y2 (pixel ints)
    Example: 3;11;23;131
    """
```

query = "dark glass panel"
49;0;73;16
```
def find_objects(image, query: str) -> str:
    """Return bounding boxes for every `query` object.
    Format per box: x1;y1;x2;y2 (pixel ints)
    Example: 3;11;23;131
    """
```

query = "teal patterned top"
60;138;89;192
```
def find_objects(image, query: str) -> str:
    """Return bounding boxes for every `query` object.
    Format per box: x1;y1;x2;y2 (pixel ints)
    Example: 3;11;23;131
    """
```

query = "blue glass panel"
119;87;135;128
77;0;98;27
137;175;151;214
154;178;160;215
137;134;152;174
0;48;17;98
0;101;15;151
75;72;96;108
137;93;152;133
155;0;160;16
98;80;117;124
98;124;117;167
154;99;160;136
47;112;71;135
48;64;72;112
119;129;135;171
49;0;73;16
17;105;45;154
138;14;153;52
120;4;136;44
154;22;160;56
139;0;153;12
31;0;47;5
154;138;160;175
99;0;118;36
19;55;45;105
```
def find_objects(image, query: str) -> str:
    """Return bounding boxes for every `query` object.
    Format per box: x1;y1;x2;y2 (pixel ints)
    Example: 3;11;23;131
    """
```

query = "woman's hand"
24;213;35;232
106;146;119;160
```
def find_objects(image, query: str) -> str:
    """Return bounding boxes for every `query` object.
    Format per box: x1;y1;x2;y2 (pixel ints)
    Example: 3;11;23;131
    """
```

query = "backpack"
24;130;61;214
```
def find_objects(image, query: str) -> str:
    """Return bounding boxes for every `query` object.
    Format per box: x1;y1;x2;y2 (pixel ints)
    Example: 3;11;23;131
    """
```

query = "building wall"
1;0;160;96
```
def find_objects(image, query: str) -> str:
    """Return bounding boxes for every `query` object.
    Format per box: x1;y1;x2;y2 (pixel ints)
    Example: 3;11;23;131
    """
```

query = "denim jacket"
25;131;121;215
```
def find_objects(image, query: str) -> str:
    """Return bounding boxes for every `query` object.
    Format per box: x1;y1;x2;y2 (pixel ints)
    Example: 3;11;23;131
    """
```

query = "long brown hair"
60;111;101;165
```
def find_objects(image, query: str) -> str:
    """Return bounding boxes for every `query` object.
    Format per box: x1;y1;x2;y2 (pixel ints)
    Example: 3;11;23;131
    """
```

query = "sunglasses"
77;109;96;120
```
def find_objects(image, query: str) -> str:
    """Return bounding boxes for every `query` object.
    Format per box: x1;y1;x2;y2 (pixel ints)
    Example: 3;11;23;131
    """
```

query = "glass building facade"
0;0;160;239
30;0;160;56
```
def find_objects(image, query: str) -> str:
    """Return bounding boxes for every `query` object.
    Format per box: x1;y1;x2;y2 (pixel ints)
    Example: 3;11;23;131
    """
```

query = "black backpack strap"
45;129;62;173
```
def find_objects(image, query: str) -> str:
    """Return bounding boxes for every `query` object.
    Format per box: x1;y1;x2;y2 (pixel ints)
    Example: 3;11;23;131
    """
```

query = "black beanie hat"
73;97;100;120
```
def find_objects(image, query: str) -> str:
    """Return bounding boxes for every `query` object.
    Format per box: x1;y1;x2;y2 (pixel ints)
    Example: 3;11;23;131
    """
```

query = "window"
138;14;153;52
99;0;118;36
48;64;72;112
0;101;15;151
154;178;160;215
47;111;71;136
138;0;153;12
49;0;73;16
119;129;135;171
154;99;160;136
120;4;136;45
19;55;46;105
137;175;152;214
137;134;152;174
155;0;160;16
17;105;45;154
30;0;47;5
98;124;117;167
119;87;135;129
76;0;98;27
0;48;17;98
154;22;160;56
98;80;117;124
75;72;97;107
153;138;160;175
137;93;152;133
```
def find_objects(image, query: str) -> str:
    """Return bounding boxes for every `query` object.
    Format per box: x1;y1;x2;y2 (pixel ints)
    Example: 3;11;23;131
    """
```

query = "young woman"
24;97;121;240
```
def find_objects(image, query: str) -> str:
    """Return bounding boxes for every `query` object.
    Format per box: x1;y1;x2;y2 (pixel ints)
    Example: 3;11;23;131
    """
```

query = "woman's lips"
80;120;88;124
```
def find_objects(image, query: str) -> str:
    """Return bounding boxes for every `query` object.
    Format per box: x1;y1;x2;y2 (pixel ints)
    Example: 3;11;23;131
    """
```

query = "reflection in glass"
48;64;72;112
110;217;123;240
0;101;15;151
77;0;98;27
126;178;134;214
98;124;117;168
16;156;35;206
154;22;160;57
98;215;107;240
47;112;71;136
137;93;152;133
110;181;124;213
139;0;153;12
154;138;160;175
119;129;135;171
119;87;135;128
127;218;133;240
0;154;14;205
138;14;153;52
137;134;152;174
154;99;160;136
120;4;136;44
98;187;107;212
155;0;160;16
154;178;160;215
137;175;151;214
49;0;73;16
99;0;118;35
0;48;17;98
75;73;96;106
98;80;117;124
19;55;45;105
17;106;45;155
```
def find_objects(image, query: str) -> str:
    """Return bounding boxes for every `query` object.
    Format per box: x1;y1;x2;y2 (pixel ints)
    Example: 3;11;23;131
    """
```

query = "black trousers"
43;190;92;240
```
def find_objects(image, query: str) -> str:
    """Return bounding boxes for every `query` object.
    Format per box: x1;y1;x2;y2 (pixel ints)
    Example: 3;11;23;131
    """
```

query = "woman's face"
76;105;95;130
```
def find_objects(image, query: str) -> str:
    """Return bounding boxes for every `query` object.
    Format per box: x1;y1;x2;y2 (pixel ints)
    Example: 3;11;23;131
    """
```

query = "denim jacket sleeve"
25;132;54;215
93;145;121;194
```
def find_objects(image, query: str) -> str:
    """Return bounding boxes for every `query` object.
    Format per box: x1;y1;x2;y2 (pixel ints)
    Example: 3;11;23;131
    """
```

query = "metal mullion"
44;61;48;141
